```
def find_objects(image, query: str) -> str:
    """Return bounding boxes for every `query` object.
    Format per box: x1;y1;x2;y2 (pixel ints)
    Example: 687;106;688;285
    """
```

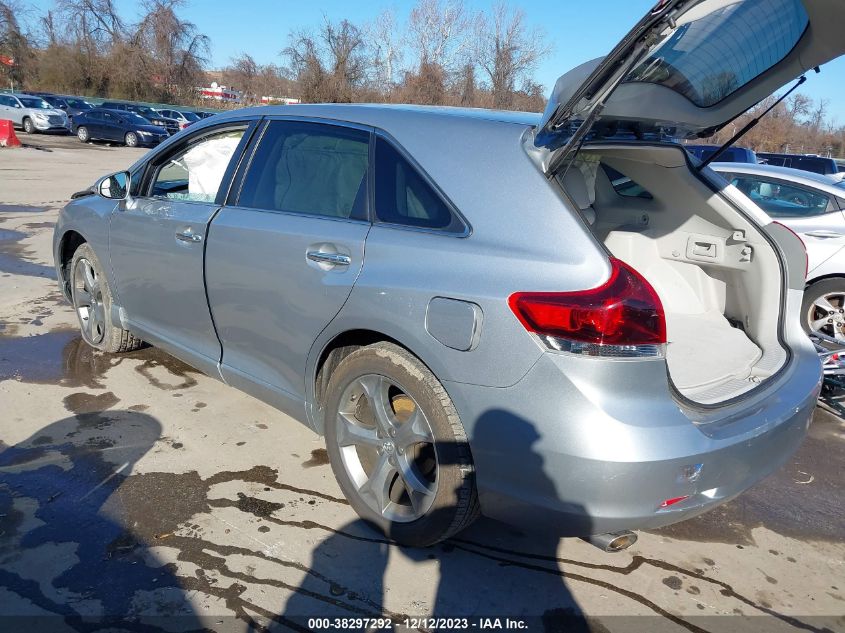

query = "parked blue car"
72;108;169;147
685;144;758;164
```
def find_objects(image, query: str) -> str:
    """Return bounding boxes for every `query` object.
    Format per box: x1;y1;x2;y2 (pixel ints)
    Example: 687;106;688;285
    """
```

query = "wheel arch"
308;328;440;434
57;229;87;300
805;272;845;288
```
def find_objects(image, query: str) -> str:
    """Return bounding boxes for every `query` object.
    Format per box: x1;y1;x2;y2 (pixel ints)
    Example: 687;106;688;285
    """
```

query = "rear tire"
22;117;35;134
323;342;478;547
70;243;143;353
124;132;138;147
77;126;89;143
801;278;845;340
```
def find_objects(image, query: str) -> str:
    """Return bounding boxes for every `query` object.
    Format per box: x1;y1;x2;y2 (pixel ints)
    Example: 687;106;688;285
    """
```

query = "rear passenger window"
374;137;460;231
238;121;369;220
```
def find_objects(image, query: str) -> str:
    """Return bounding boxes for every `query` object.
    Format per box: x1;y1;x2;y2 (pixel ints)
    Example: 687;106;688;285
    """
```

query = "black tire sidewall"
802;278;845;335
324;345;474;547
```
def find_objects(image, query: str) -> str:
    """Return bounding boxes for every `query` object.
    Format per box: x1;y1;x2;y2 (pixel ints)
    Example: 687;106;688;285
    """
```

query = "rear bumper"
444;342;822;536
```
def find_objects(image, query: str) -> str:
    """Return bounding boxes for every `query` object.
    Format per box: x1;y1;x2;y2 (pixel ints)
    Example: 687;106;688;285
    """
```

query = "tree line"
701;92;845;159
1;0;551;112
1;0;843;155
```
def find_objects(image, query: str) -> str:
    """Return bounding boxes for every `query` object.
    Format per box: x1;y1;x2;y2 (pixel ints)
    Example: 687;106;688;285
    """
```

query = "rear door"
101;111;122;141
205;118;371;409
726;170;845;272
82;111;104;137
109;121;255;375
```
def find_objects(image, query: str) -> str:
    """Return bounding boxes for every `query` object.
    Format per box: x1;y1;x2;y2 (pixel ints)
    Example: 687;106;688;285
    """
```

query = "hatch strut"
697;74;810;171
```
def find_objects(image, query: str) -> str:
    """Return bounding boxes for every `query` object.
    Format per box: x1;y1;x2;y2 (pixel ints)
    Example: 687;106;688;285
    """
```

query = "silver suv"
0;93;70;133
53;0;837;548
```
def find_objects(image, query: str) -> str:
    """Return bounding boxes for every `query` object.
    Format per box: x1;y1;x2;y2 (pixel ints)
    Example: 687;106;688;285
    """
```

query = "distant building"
260;96;301;105
199;82;241;103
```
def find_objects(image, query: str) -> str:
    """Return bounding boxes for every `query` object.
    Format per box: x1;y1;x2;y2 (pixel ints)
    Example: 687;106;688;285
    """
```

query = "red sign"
0;55;15;67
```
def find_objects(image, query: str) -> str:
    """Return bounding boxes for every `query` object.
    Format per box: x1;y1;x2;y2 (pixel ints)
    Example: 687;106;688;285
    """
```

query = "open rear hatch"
534;0;845;173
533;0;845;405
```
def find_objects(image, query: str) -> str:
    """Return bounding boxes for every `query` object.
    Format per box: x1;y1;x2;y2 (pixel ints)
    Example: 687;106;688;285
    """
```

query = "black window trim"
136;119;259;206
372;129;471;238
225;115;374;227
221;114;471;236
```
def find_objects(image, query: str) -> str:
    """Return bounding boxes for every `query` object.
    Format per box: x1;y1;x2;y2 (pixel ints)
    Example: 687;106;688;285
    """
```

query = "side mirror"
97;171;131;200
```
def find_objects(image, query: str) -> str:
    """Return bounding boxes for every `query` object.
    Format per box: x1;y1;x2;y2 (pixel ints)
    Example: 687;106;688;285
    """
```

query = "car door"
728;172;845;273
7;96;24;125
109;121;255;375
101;111;123;140
0;95;13;120
205;118;371;414
83;110;105;139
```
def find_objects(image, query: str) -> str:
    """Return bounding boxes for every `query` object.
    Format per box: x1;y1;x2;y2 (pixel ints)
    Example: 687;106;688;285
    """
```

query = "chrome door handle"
176;230;202;243
306;250;351;266
804;230;844;239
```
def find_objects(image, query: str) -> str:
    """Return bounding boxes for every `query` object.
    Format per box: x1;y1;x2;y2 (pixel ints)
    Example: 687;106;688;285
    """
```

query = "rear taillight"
509;258;666;358
773;221;808;279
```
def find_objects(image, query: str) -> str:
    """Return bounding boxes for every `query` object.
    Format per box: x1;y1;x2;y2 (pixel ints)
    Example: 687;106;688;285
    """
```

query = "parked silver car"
53;0;835;547
0;93;70;133
712;162;845;340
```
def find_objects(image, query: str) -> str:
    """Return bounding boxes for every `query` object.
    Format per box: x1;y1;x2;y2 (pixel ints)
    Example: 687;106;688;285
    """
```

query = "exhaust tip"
582;530;638;553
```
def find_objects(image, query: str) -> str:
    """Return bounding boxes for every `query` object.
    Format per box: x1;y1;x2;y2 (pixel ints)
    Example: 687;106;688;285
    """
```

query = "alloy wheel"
335;373;438;523
77;127;88;142
72;258;106;345
807;291;845;340
125;132;138;147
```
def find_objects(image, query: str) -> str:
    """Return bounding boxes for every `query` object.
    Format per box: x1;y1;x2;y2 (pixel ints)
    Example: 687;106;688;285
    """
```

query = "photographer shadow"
0;411;204;631
281;409;591;629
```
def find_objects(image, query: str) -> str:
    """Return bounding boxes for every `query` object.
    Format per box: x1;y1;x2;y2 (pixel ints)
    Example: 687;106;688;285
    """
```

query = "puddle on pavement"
0;328;199;390
22;221;55;230
0;226;56;279
302;448;329;468
0;204;51;214
653;407;844;545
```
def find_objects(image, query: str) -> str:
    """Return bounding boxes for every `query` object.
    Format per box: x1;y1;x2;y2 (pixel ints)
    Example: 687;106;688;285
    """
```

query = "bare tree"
133;0;209;99
0;1;34;88
475;2;550;109
284;17;368;103
407;0;471;71
367;8;402;91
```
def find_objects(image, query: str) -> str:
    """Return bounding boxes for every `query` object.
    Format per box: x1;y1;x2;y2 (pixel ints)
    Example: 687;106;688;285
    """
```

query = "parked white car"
0;93;70;134
713;162;845;340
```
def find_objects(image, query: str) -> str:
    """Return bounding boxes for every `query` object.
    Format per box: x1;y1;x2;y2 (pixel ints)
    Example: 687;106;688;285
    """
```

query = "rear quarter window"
374;136;466;233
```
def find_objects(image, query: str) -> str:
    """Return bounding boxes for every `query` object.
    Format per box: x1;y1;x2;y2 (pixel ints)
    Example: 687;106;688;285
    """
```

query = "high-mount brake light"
509;258;666;358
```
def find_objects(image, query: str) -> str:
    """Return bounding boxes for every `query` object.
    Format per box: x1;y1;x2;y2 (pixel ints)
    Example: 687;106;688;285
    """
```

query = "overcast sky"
23;0;845;123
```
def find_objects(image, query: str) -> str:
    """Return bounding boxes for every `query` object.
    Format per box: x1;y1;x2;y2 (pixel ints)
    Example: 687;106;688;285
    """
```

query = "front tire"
77;126;89;143
22;117;35;134
802;278;845;340
70;243;143;353
323;342;478;547
124;132;138;147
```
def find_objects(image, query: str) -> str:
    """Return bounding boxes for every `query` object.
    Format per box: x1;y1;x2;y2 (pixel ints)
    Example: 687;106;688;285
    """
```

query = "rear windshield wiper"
697;74;810;172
